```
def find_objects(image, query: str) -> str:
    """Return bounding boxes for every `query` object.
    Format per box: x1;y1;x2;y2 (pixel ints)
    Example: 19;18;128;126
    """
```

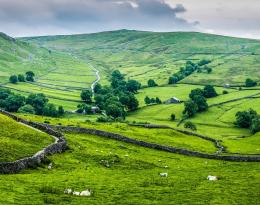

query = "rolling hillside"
22;30;260;85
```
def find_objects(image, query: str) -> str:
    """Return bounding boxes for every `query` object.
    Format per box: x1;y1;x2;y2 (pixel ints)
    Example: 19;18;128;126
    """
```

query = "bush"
235;109;257;128
183;100;198;117
170;114;176;121
203;85;218;98
9;75;18;84
18;74;25;82
184;121;197;131
42;103;58;117
81;90;92;103
223;90;228;94
58;106;65;116
147;79;158;87
245;78;257;87
251;116;260;134
18;104;35;114
25;71;35;82
96;116;113;123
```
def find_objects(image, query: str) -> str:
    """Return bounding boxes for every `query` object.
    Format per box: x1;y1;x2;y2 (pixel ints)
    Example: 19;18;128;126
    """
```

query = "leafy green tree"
76;104;85;113
126;80;141;93
5;94;25;112
189;88;204;100
18;74;25;82
223;90;228;94
206;67;212;74
105;103;126;119
25;71;35;82
155;97;162;104
148;79;158;87
184;121;197;131
251;116;260;134
43;103;58;117
144;96;151;105
58;106;65;116
111;70;124;81
235;109;257;128
84;105;93;114
0;89;11;100
192;95;208;112
18;104;35;114
9;75;18;84
170;114;176;121
168;76;178;84
183;100;198;117
26;93;48;115
245;78;257;87
81;90;93;103
203;85;218;98
94;83;102;93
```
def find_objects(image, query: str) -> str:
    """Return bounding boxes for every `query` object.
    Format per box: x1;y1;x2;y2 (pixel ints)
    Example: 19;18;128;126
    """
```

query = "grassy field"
0;114;53;162
0;130;259;204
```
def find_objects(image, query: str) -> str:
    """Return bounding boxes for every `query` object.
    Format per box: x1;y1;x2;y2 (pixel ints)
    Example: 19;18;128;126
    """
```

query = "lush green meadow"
0;114;53;162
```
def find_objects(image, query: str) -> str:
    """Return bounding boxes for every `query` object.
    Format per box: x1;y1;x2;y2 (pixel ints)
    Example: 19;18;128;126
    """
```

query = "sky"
0;0;259;39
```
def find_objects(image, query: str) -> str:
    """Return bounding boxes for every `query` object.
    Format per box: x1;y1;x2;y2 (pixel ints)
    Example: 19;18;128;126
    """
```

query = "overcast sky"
0;0;259;39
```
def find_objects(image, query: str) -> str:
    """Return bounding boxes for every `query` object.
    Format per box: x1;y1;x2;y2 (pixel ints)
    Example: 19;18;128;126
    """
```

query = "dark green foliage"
126;80;141;93
245;78;257;87
168;76;178;84
184;121;197;131
235;109;257;128
144;96;161;105
183;100;198;117
94;83;102;93
25;71;35;82
18;74;25;82
58;106;65;116
84;105;93;114
147;79;158;87
18;104;35;114
9;75;18;84
203;85;218;98
223;90;229;94
42;103;58;117
144;96;151;105
198;59;211;66
206;67;212;74
26;93;49;115
189;88;204;100
155;97;162;104
251;116;260;134
192;95;208;112
81;90;92;103
4;94;25;112
170;114;176;121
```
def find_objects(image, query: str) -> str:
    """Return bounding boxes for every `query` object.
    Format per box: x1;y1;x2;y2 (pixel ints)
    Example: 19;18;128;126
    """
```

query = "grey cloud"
0;0;196;36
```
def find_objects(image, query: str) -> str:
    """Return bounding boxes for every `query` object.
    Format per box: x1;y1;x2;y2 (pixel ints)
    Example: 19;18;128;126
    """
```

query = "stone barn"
164;97;182;104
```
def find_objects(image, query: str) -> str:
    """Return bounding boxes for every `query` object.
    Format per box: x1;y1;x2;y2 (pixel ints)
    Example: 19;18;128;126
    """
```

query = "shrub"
9;75;18;84
170;114;176;121
81;90;93;103
183;100;198;117
42;103;58;117
184;121;197;131
147;79;158;87
58;106;65;116
203;85;218;98
18;104;35;114
235;109;257;128
223;90;228;94
25;71;35;82
245;78;257;87
250;116;260;134
18;74;25;82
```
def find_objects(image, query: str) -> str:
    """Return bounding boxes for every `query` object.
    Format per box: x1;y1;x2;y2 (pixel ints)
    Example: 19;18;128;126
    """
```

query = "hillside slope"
22;30;260;85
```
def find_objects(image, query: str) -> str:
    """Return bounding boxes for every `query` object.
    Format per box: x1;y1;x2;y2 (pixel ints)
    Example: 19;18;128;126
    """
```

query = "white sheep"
73;191;81;196
207;175;218;181
64;189;72;194
160;173;168;177
48;163;53;170
80;189;92;197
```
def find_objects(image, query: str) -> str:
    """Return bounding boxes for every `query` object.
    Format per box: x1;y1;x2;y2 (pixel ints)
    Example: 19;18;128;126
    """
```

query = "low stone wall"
0;110;67;174
48;124;260;162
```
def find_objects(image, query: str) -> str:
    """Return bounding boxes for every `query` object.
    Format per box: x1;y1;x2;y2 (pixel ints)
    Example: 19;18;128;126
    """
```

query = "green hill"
22;30;260;85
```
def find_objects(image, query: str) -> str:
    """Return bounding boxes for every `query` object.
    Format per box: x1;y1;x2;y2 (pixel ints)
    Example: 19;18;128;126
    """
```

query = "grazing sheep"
64;189;72;194
48;163;53;170
207;175;218;181
73;191;81;196
80;189;91;197
160;173;168;177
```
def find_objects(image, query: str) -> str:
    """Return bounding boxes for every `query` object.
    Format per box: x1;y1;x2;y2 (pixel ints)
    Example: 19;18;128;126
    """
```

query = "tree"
206;67;212;74
5;94;25;112
168;76;178;84
126;80;141;93
192;95;208;112
76;104;85;113
148;79;158;87
58;106;65;116
189;88;204;100
18;104;35;114
235;109;257;128
155;97;162;104
111;70;124;81
42;103;58;117
245;78;257;87
94;83;102;93
84;105;93;114
223;90;228;95
170;114;176;121
203;85;218;98
26;93;48;115
25;71;35;82
183;100;198;117
9;75;18;84
105;103;126;119
144;96;151;105
18;74;25;82
184;121;197;131
251;116;260;134
81;90;93;103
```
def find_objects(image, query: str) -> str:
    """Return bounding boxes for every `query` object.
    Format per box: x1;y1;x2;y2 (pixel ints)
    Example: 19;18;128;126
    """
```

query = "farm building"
164;97;182;104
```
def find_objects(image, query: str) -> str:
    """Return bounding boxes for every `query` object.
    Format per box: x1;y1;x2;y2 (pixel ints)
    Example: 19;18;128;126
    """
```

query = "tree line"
9;71;35;84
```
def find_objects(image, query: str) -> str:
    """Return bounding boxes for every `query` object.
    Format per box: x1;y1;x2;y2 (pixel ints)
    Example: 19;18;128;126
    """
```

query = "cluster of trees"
144;96;162;105
245;78;257;87
169;60;212;84
183;85;218;117
9;71;35;84
184;121;197;131
81;70;140;120
235;109;260;134
0;88;64;117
